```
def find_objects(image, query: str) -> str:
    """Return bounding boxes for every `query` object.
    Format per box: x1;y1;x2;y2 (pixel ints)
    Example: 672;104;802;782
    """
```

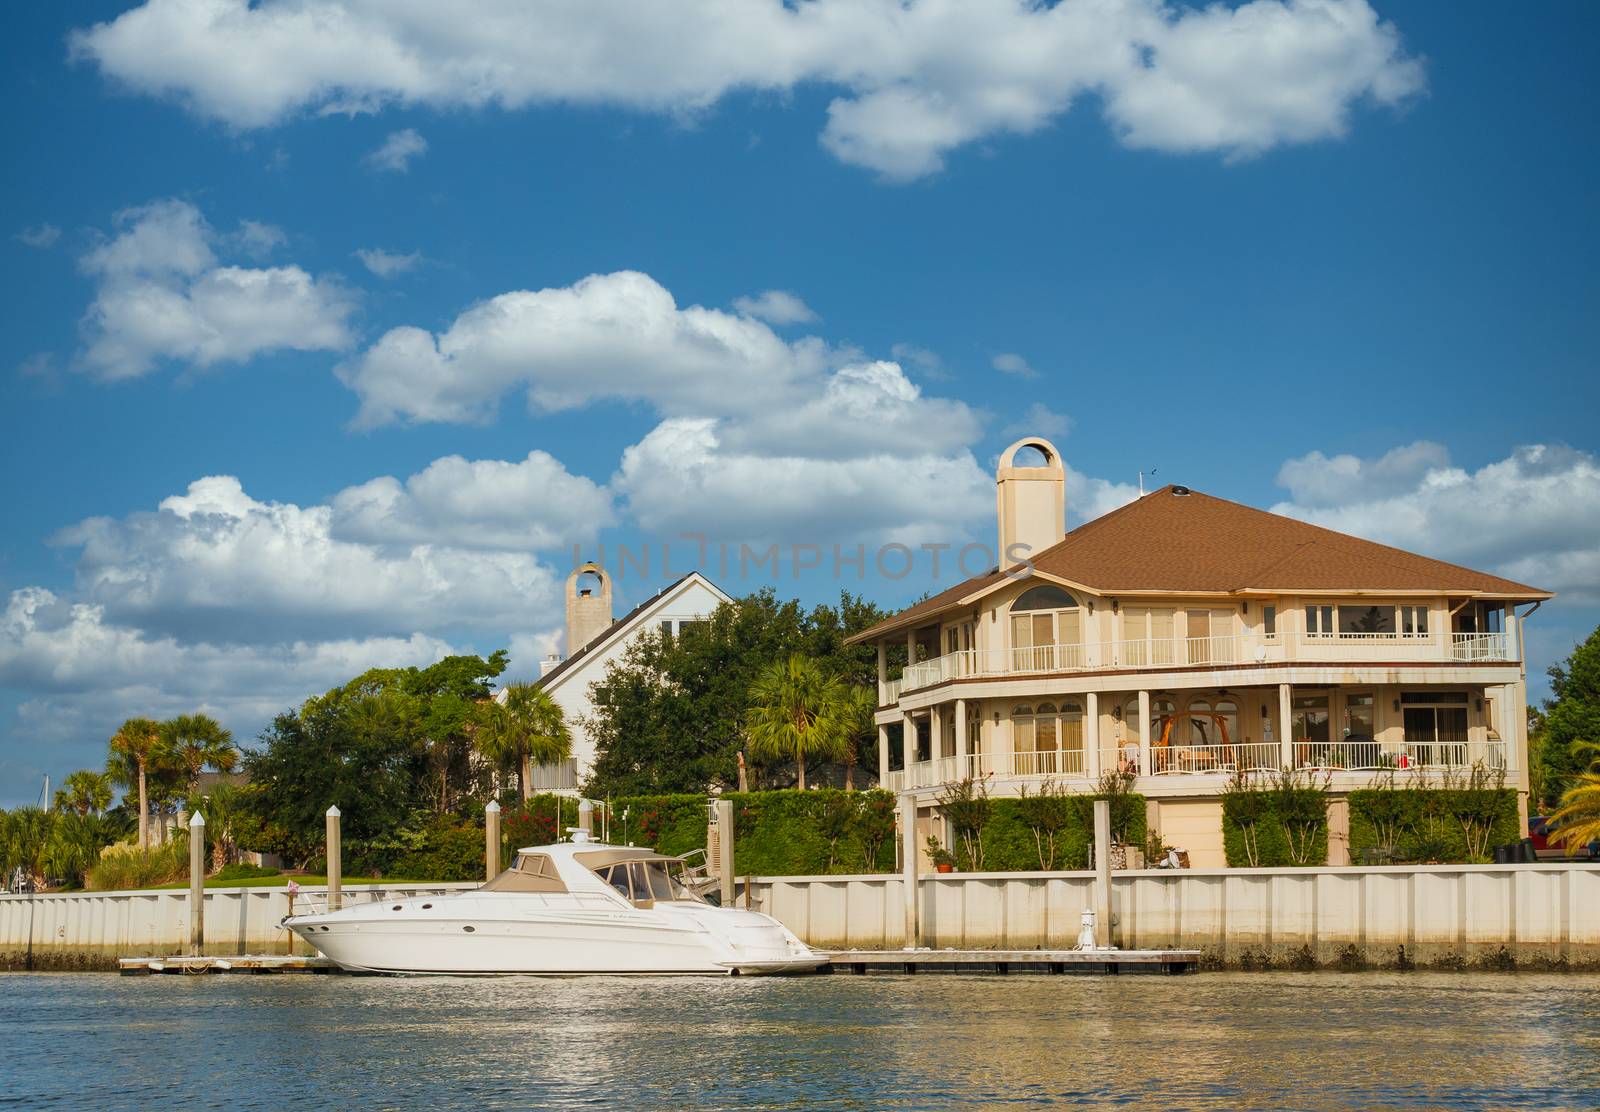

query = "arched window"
1010;585;1082;670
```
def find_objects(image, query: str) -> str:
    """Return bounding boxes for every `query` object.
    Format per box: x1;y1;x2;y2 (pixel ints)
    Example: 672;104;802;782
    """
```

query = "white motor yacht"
281;837;825;975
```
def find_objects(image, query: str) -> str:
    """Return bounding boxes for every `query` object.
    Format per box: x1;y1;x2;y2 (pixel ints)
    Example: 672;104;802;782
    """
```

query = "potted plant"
926;836;956;873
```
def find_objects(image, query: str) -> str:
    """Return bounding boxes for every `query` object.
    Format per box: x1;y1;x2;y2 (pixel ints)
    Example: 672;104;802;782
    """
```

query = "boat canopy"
481;852;568;893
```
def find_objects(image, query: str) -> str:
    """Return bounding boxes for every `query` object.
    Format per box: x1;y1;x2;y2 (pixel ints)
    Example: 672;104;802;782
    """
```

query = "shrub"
84;838;190;890
1349;771;1519;864
935;777;993;871
1222;771;1330;867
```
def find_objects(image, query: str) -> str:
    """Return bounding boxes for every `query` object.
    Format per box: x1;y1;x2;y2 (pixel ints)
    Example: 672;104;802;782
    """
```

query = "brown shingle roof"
849;485;1552;643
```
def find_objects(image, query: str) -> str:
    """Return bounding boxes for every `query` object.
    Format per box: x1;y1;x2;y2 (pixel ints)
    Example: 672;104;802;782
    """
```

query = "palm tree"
55;769;113;816
473;683;572;803
837;685;879;791
1550;741;1600;852
158;713;237;796
5;808;53;889
107;717;163;849
745;654;848;791
187;783;246;872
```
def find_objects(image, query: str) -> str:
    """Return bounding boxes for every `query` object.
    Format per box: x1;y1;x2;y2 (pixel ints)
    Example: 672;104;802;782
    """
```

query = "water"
2;972;1598;1110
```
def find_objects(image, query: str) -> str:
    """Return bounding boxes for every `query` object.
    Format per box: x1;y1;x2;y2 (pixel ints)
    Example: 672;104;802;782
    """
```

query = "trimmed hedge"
1349;787;1519;864
1222;778;1329;867
613;789;898;875
958;794;1148;872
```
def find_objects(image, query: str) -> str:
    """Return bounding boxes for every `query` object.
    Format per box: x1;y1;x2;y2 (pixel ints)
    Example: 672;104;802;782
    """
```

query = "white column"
876;641;888;701
1092;798;1112;948
1138;690;1152;776
325;805;342;913
877;723;891;784
954;697;968;777
1278;683;1294;770
930;705;943;760
899;793;919;949
1085;691;1101;780
902;710;916;770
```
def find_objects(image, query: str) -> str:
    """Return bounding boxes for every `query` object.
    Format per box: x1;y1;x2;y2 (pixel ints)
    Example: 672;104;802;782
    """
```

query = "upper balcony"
880;630;1515;705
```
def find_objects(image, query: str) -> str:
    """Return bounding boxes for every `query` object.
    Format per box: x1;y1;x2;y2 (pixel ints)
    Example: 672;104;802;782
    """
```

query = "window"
1123;608;1177;665
1305;605;1334;637
1010;587;1080;670
1012;584;1076;611
1010;701;1083;775
1263;606;1277;637
1292;694;1331;743
1400;606;1428;636
1187;610;1234;663
659;620;674;639
1344;693;1374;739
1337;605;1395;636
679;620;707;640
1400;692;1469;766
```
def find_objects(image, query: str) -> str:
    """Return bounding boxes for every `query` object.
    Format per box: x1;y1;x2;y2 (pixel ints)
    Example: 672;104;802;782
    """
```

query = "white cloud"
231;218;285;257
1005;402;1072;439
54;474;567;643
1066;465;1142;526
890;342;950;381
355;247;421;277
365;127;427;172
71;0;1423;180
614;416;992;544
76;199;354;380
335;269;832;427
17;223;61;248
992;352;1038;379
733;289;817;325
1273;443;1600;603
331;450;614;551
1276;440;1449;507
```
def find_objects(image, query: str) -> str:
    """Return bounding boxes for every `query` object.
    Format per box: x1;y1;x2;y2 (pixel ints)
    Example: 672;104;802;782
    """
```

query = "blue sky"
3;0;1597;806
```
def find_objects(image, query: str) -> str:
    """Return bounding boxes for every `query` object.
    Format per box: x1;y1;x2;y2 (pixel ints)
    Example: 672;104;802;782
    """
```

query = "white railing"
1289;738;1505;773
1452;632;1509;661
885;629;1518;700
1148;742;1281;776
879;678;903;706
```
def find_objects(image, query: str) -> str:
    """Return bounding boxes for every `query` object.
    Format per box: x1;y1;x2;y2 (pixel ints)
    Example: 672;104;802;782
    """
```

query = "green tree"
473;682;572;803
586;590;888;796
55;769;113;816
1549;741;1600;852
43;812;114;888
837;684;878;791
159;713;237;795
3;808;53;888
107;717;163;849
1539;624;1600;807
187;782;248;872
745;654;849;791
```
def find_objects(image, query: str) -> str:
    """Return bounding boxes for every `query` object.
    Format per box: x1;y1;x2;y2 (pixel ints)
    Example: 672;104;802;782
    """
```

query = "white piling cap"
326;805;341;818
486;800;500;813
189;811;206;828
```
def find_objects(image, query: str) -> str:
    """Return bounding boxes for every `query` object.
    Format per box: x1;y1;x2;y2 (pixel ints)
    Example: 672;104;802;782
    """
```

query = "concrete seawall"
6;865;1598;972
749;864;1600;970
0;883;477;970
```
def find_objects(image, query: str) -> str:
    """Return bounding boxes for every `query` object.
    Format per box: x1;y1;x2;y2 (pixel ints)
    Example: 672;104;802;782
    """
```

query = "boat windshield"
593;858;705;905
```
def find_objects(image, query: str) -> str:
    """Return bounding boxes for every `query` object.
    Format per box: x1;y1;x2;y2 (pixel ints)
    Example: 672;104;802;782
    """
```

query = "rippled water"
3;972;1598;1109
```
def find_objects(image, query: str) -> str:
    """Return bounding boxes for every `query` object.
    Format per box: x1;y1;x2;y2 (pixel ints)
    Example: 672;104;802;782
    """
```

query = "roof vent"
1171;486;1191;496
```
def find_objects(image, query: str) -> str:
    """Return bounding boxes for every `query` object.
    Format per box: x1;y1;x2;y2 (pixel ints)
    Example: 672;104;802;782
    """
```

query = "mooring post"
1093;798;1112;949
188;810;206;955
714;798;735;905
899;792;918;949
578;798;594;840
485;800;501;880
325;805;342;912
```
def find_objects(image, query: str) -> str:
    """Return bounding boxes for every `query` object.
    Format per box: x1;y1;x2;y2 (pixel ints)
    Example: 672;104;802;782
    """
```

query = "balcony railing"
886;630;1517;700
885;739;1506;791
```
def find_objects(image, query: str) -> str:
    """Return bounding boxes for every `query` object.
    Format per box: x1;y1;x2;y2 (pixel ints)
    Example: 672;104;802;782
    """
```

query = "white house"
526;563;732;793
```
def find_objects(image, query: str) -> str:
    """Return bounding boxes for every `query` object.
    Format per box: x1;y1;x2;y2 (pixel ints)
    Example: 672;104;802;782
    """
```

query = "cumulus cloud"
1065;465;1141;526
17;223;61;248
54;474;567;643
71;0;1423;180
992;352;1039;379
733;289;817;325
1273;443;1600;603
355;247;421;277
331;450;614;550
365;127;427;171
76;199;354;380
335;269;832;427
1005;402;1072;440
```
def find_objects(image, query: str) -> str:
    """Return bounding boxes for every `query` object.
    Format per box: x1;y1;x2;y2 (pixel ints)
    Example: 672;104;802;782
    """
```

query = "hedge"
1348;787;1519;864
1222;777;1329;867
940;787;1148;872
613;789;898;875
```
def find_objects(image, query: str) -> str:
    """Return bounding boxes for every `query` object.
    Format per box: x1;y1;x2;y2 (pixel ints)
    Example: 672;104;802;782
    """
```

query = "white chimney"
996;436;1066;570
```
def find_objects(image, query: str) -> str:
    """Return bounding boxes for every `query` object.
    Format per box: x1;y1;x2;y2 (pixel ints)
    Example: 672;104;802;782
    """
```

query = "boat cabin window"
589;857;705;906
480;853;568;893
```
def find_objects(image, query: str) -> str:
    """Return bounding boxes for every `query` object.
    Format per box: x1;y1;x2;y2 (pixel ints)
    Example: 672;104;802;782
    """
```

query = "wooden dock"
119;954;339;975
821;948;1201;975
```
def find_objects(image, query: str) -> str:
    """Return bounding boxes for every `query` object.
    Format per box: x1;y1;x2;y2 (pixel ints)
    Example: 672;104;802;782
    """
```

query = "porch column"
1138;690;1152;776
1085;691;1101;780
877;723;890;785
954;697;968;777
930;705;943;760
902;709;915;769
1278;683;1294;770
906;629;917;668
876;641;887;698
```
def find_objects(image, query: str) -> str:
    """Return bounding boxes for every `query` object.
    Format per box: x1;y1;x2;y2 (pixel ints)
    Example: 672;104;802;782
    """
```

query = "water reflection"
3;972;1597;1109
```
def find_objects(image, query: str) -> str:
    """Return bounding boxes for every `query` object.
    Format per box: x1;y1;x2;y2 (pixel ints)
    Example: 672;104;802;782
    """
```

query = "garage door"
1157;800;1226;868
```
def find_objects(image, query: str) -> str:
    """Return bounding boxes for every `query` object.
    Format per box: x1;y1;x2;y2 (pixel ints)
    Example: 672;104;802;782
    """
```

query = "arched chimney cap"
997;436;1064;474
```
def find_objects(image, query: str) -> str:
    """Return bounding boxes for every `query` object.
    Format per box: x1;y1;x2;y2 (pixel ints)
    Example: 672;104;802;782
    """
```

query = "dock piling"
188;811;205;955
1093;799;1112;949
714;799;735;906
485;800;501;880
899;793;918;948
325;805;342;912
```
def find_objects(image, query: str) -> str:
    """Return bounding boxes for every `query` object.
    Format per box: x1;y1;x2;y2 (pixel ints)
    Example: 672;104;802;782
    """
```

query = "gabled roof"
850;485;1552;643
536;571;732;691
